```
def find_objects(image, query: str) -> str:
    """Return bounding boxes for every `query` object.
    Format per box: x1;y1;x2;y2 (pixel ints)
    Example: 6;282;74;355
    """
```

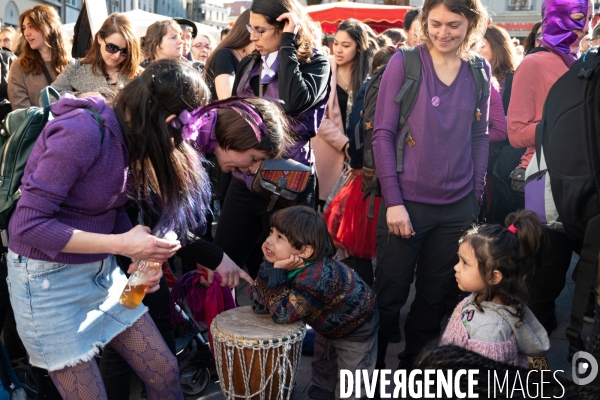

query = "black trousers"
374;194;479;368
99;274;175;400
526;229;578;334
214;177;315;279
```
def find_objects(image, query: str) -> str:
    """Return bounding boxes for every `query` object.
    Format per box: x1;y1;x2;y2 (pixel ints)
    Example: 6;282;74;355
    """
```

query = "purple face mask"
542;0;592;55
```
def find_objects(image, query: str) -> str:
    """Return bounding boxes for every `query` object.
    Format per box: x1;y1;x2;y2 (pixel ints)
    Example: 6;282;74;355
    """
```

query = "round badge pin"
431;96;440;107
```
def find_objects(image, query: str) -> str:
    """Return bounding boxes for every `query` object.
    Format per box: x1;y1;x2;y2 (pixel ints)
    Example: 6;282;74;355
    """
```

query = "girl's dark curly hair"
460;210;543;321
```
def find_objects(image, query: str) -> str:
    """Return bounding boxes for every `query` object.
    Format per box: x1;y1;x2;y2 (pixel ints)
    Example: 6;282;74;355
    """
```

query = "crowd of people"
0;0;598;398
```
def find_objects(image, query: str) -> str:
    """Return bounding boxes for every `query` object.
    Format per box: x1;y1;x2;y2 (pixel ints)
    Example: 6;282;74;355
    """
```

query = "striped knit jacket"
249;257;376;339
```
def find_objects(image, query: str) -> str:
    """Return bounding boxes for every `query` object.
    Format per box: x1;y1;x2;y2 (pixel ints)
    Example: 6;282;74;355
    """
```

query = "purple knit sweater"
8;95;132;263
372;45;490;207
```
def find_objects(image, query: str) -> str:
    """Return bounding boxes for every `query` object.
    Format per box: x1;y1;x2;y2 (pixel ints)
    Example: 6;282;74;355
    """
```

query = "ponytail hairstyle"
18;5;69;75
113;58;211;239
460;210;544;321
335;19;371;97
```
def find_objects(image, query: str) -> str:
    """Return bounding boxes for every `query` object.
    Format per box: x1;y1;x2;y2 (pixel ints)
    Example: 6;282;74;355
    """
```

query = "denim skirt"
6;251;147;371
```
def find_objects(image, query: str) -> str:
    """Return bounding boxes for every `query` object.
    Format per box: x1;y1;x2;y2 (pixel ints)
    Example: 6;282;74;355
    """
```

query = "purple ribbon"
171;97;269;142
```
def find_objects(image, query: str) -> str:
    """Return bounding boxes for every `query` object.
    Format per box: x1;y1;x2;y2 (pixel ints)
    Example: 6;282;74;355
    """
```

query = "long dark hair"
113;59;211;238
483;25;519;82
18;5;69;75
460;210;543;321
81;13;141;80
250;0;318;65
205;9;251;73
335;19;371;97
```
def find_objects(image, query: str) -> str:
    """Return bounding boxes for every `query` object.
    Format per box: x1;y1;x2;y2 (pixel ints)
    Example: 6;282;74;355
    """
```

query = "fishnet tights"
49;313;183;400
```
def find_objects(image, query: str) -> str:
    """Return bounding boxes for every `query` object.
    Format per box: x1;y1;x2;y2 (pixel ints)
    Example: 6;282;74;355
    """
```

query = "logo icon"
572;351;599;385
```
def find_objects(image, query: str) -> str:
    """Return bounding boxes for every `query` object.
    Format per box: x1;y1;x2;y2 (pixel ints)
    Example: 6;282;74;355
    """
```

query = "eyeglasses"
535;32;542;41
192;43;212;51
246;24;274;37
105;42;127;57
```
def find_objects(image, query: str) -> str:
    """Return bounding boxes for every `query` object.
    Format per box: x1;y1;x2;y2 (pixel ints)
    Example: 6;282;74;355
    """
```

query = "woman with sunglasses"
213;0;330;284
52;13;141;100
8;5;69;110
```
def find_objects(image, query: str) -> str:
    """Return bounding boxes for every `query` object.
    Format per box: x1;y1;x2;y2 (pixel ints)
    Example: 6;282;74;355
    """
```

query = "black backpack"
0;87;105;236
358;47;489;218
537;48;600;243
534;48;600;358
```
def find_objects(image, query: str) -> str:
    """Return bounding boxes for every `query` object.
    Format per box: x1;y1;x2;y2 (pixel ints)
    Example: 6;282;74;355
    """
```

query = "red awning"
306;3;413;34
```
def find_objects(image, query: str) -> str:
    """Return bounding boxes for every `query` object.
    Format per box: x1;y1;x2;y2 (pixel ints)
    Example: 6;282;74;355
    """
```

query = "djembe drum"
211;306;306;400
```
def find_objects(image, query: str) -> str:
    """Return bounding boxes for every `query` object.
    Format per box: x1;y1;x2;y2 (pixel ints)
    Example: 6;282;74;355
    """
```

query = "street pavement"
128;252;587;399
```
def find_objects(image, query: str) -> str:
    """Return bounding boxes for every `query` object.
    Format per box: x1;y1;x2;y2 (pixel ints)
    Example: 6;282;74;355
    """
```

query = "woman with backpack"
324;45;397;287
313;19;371;211
372;0;490;370
214;0;330;281
506;0;593;334
8;5;69;110
51;13;142;100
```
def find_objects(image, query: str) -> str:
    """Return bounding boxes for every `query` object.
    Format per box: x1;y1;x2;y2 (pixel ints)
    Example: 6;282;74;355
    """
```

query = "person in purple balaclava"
507;0;594;335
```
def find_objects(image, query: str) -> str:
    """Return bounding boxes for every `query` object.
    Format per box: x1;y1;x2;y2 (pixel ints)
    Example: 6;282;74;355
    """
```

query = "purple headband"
171;97;269;142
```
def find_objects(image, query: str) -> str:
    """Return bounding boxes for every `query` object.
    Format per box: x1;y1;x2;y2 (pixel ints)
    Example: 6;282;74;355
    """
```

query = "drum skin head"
212;306;304;342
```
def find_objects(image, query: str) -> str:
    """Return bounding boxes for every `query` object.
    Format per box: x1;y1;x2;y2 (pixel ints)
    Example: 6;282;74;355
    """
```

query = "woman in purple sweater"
6;59;213;399
372;0;490;370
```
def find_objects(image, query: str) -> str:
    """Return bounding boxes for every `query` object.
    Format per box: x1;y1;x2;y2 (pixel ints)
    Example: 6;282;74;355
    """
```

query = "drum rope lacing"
212;323;306;400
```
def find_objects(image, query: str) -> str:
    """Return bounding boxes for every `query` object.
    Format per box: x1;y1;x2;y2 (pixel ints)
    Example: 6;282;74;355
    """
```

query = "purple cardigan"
372;45;490;207
8;95;132;263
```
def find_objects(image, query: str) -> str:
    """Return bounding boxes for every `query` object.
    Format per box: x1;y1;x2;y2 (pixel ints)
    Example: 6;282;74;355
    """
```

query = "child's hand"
274;254;304;271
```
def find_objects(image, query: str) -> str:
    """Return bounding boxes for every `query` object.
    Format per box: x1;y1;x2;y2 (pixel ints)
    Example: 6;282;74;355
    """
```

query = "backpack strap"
501;71;514;114
238;56;259;97
468;52;490;122
84;108;105;144
394;47;422;173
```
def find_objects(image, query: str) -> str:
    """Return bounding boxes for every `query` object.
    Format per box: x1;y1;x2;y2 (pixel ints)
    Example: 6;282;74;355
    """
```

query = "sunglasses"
105;42;127;57
535;32;542;40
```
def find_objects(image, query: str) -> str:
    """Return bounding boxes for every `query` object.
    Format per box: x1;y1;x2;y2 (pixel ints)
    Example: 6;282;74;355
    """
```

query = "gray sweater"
51;58;134;97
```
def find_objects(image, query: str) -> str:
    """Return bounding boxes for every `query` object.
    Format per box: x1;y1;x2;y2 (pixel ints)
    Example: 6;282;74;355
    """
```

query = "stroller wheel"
14;365;42;400
180;366;210;397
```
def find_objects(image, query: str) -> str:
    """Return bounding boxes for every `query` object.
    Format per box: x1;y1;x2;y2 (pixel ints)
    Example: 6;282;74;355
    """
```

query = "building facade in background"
0;0;82;25
188;0;228;29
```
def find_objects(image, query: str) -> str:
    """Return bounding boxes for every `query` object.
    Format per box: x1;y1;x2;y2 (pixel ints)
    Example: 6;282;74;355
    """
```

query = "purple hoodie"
372;45;490;207
8;95;131;263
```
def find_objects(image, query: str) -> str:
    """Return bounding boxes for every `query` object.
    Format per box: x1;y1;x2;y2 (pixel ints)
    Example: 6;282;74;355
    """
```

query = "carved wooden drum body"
211;306;306;400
